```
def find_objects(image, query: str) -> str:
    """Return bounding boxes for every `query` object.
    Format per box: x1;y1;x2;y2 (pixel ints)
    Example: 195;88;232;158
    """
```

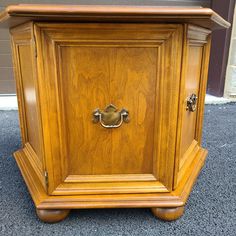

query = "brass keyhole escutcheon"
186;94;198;112
92;104;129;128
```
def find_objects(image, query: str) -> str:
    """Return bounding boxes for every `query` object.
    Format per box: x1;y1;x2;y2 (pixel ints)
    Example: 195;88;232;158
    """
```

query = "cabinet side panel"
174;25;211;188
10;23;45;187
17;45;41;155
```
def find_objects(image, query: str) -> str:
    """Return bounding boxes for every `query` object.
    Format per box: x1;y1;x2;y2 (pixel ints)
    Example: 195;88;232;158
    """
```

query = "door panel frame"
174;25;212;188
35;23;183;195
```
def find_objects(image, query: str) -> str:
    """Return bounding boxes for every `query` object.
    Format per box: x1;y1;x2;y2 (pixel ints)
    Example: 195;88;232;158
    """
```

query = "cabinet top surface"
0;4;230;30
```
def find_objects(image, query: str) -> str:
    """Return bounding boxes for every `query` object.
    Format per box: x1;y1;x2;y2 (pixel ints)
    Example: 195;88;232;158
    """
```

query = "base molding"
14;147;207;221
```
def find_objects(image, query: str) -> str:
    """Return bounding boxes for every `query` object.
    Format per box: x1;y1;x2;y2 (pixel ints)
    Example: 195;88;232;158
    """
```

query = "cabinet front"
36;23;183;195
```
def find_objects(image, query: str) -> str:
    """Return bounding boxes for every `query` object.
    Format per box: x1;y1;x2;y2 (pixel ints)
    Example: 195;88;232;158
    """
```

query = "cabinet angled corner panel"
10;22;46;189
0;5;230;223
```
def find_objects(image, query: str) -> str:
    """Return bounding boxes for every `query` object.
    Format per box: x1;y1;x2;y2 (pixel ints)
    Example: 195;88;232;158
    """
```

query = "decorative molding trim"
13;146;207;209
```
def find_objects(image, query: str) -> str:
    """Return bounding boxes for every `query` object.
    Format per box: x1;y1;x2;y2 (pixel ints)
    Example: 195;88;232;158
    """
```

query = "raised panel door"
35;23;183;195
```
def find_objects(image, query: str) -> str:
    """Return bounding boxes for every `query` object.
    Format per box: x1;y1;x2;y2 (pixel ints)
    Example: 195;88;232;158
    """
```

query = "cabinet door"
36;23;183;195
175;25;211;187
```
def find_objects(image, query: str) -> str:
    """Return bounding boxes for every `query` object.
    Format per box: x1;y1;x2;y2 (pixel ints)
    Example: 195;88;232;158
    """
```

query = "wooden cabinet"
0;5;229;223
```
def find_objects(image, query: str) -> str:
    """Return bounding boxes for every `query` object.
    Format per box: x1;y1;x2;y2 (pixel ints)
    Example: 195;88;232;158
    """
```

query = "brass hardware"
93;104;129;128
186;93;198;112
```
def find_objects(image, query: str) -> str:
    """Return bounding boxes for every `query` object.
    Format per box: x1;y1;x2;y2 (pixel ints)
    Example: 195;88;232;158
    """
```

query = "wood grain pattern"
17;45;41;155
60;46;156;176
180;46;203;158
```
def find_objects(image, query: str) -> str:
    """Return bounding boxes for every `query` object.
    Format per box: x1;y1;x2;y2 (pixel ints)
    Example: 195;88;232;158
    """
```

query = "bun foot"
151;206;184;221
36;209;70;223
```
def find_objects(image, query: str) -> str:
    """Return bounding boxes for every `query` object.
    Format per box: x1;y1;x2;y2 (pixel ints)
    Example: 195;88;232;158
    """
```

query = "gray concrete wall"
0;0;211;94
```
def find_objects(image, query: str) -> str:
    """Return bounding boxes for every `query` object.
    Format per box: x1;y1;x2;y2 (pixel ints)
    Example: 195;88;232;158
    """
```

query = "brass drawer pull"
92;104;129;128
186;94;198;112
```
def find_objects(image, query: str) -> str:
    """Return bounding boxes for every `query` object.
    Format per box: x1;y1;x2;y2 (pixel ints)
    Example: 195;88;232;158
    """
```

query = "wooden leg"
36;209;70;223
151;206;184;221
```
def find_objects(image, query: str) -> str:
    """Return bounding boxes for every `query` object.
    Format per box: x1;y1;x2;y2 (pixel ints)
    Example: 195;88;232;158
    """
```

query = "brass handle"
92;104;129;128
186;94;198;112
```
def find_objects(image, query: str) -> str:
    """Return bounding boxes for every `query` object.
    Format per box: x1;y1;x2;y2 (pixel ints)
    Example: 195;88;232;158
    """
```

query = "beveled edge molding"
187;24;212;46
0;5;230;30
175;148;208;203
52;182;169;195
36;22;179;41
13;146;207;210
179;140;198;170
65;174;157;183
23;143;45;189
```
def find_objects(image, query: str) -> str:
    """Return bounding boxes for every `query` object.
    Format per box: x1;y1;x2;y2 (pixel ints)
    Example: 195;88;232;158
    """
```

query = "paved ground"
0;104;236;236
